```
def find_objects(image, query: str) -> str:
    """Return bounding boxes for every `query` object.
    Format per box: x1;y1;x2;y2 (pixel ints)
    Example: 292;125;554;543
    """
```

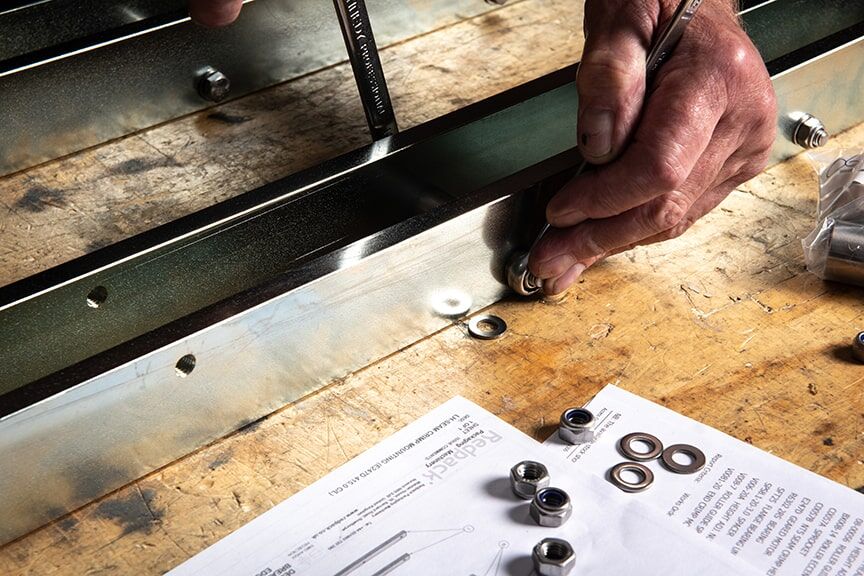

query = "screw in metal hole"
532;537;576;576
196;66;231;102
790;112;829;149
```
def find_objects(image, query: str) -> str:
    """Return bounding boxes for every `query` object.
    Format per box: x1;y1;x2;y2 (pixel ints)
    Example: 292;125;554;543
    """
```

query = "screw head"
196;67;231;102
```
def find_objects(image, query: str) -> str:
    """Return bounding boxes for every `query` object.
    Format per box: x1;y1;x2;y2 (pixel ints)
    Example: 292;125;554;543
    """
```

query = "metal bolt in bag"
802;150;864;287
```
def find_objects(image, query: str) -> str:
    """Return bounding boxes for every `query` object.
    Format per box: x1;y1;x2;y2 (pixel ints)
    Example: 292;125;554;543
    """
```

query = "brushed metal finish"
772;32;864;162
0;0;495;176
825;219;864;286
0;188;518;543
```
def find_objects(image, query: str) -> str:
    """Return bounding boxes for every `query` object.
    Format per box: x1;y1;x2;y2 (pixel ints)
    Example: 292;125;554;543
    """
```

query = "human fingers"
189;0;243;27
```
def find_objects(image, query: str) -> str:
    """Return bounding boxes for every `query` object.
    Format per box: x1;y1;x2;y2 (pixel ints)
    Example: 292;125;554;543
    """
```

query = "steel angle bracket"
1;0;864;545
0;0;494;176
0;69;582;545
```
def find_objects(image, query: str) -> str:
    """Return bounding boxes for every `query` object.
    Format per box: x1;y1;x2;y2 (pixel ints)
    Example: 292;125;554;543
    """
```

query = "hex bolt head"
532;537;576;576
530;487;572;527
558;407;596;444
510;460;550;500
791;113;829;149
196;67;231;102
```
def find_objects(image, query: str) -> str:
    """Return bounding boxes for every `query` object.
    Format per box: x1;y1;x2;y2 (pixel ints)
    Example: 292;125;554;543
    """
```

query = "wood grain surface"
1;0;863;573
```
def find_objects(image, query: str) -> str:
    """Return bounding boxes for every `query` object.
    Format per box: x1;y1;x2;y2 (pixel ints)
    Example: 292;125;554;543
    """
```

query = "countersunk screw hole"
87;286;108;308
175;354;196;378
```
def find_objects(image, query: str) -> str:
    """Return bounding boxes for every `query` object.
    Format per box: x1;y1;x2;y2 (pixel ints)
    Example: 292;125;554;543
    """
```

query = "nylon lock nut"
510;460;550;500
532;537;576;576
558;407;596;444
530;487;572;527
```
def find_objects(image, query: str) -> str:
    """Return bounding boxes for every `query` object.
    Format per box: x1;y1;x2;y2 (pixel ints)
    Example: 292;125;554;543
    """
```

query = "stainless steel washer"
618;432;663;461
661;444;706;474
608;462;654;493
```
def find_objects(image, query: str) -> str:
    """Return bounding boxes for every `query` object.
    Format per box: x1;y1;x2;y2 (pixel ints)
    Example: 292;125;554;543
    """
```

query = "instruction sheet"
544;385;864;576
169;396;756;576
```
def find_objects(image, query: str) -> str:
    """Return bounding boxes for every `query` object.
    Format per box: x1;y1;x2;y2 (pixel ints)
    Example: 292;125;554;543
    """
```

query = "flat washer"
468;314;507;340
608;462;654;493
661;443;706;474
618;432;663;462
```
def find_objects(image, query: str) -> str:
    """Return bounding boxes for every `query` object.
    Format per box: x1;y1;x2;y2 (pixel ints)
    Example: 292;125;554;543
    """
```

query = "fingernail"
579;108;614;158
547;263;586;295
535;254;576;279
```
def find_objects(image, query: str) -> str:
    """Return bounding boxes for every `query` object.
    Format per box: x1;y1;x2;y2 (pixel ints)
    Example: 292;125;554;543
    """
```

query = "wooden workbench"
1;0;862;573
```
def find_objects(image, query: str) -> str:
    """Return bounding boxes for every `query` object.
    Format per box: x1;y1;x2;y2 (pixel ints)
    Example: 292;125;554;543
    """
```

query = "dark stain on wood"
15;185;67;212
110;157;180;175
208;450;233;471
208;111;253;125
94;488;163;536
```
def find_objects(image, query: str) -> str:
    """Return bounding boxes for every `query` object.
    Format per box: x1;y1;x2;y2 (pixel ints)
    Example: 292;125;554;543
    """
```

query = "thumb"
577;3;655;163
189;0;243;27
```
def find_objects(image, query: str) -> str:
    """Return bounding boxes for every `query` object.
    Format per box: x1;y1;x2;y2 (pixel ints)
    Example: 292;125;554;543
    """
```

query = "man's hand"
529;0;777;294
189;0;243;27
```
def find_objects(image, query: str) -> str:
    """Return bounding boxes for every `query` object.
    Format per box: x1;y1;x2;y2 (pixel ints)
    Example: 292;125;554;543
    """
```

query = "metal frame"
0;0;494;176
1;0;864;545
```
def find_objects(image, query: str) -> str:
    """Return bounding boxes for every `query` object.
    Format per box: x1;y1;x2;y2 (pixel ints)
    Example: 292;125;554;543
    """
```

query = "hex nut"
791;112;829;149
853;331;864;363
558;407;596;444
532;537;576;576
196;67;231;102
510;460;550;500
530;487;572;527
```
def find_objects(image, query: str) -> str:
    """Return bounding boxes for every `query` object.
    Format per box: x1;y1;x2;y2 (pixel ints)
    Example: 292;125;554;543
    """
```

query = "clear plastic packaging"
802;150;864;286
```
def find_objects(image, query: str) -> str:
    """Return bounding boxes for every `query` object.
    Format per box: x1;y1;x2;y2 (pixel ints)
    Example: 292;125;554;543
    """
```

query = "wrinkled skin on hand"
189;0;243;27
529;0;777;294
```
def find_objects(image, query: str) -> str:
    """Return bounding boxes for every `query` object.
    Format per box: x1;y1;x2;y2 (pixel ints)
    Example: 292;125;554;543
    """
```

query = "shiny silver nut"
505;251;541;296
853;331;864;363
510;460;550;500
532;538;576;576
791;112;829;149
558;407;596;444
530;487;572;527
197;67;231;102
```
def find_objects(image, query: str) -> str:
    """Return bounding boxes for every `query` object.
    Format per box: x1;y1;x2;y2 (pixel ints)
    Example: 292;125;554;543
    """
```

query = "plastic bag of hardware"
802;149;864;286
